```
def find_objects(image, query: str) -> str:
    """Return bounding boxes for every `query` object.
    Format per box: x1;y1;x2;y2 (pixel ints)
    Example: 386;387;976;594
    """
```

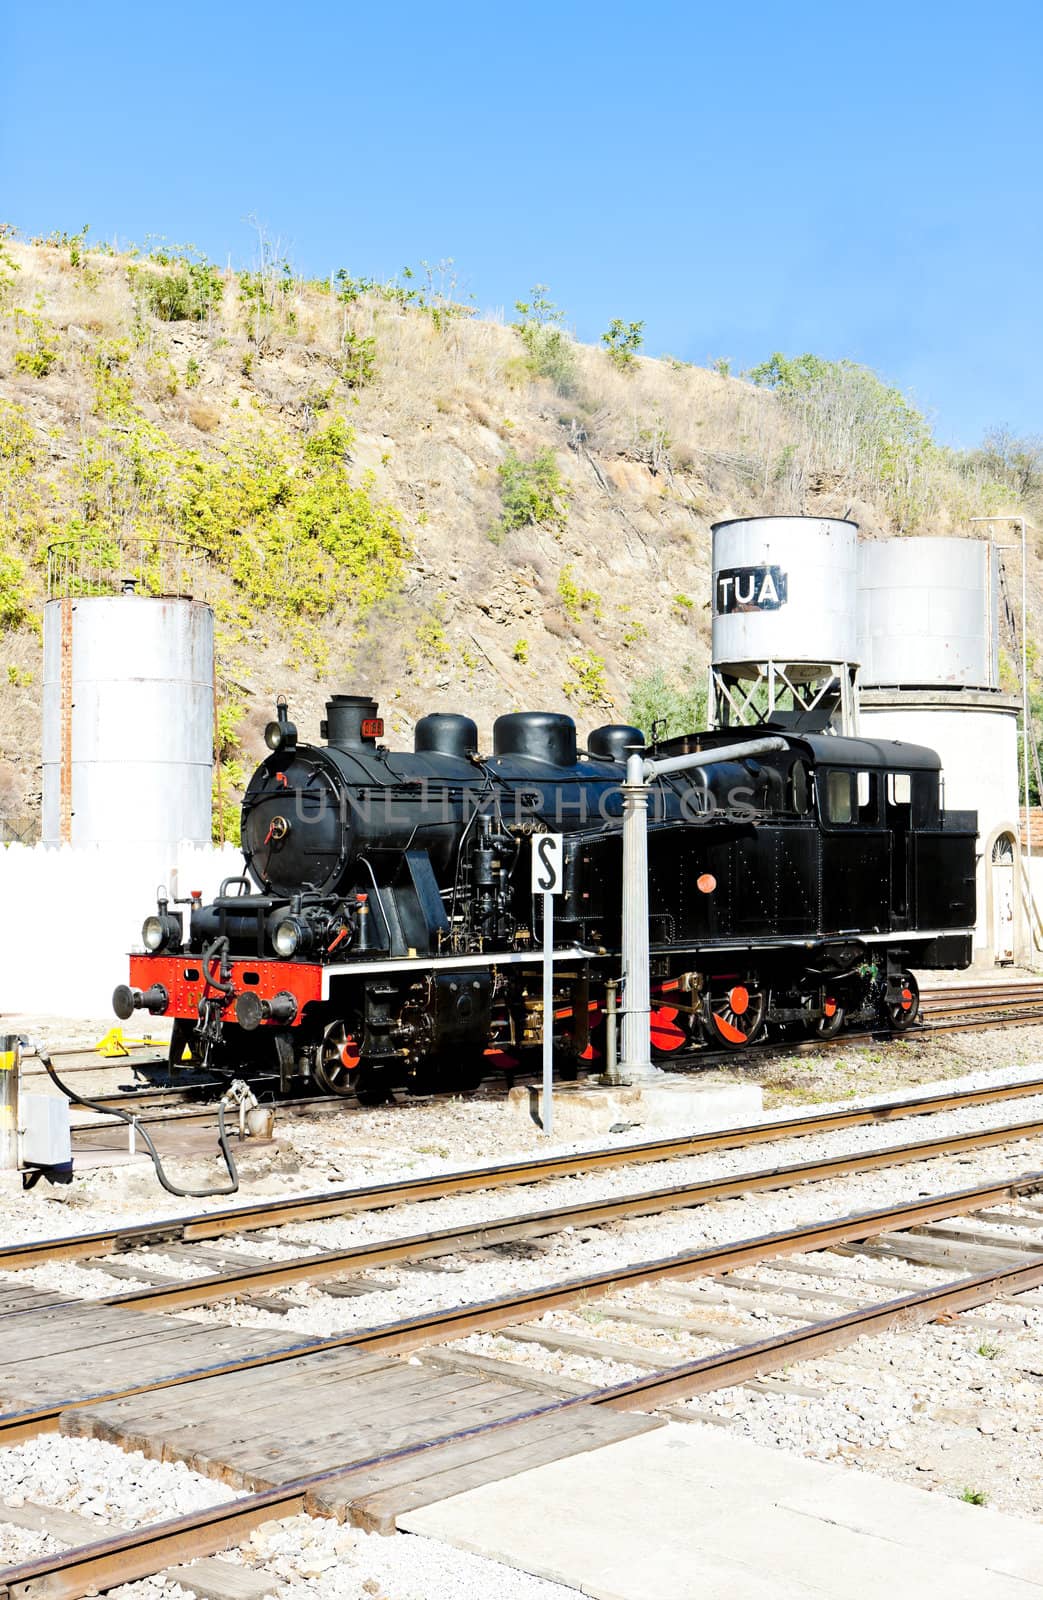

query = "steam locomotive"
113;693;977;1098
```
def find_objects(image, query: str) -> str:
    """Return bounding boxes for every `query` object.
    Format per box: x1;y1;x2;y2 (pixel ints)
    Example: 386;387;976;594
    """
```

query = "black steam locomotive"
114;693;977;1098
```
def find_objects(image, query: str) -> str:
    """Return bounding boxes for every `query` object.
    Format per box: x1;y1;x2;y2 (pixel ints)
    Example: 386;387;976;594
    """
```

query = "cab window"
823;769;878;826
824;770;854;824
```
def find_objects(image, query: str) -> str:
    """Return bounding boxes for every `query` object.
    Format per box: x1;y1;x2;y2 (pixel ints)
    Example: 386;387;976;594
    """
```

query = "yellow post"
0;1036;20;1171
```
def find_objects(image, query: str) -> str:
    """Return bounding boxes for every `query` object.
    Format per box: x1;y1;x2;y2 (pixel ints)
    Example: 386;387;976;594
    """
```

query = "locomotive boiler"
114;693;977;1099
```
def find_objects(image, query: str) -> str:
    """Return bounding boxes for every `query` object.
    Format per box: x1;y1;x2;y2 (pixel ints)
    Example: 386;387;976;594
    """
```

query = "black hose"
37;1048;240;1199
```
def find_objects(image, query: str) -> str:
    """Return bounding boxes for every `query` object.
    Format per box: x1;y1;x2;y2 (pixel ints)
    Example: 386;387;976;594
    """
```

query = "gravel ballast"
4;1013;1043;1596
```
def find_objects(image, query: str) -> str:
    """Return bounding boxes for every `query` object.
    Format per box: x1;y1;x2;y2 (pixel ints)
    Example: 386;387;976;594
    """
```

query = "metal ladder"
999;554;1043;960
998;555;1043;803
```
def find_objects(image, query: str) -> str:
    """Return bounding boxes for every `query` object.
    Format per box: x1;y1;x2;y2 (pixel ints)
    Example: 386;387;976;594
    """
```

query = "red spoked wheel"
701;981;767;1050
813;994;846;1038
314;1019;362;1096
884;972;920;1032
649;1003;698;1059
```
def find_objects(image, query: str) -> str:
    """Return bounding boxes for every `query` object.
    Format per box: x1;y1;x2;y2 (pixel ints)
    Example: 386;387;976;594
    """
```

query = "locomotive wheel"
701;983;766;1050
885;972;920;1032
649;1004;698;1059
314;1019;362;1097
813;996;846;1038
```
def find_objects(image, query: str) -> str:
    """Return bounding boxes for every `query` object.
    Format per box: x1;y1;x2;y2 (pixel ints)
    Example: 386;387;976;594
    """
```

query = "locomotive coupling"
234;990;299;1031
112;983;169;1020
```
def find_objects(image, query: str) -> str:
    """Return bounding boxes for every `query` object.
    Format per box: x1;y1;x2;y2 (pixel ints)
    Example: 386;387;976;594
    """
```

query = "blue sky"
4;0;1040;445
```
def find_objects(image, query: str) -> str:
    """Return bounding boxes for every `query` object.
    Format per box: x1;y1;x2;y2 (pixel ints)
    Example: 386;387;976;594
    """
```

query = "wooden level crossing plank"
416;1345;592;1396
61;1349;402;1456
62;1345;581;1495
0;1312;281;1412
304;1407;659;1533
416;1347;735;1431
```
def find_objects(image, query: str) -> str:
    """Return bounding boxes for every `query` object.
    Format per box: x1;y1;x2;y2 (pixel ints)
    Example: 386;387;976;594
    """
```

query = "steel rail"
2;1166;1041;1449
0;1389;585;1600
5;1200;1043;1600
596;1252;1043;1411
90;1108;1043;1314
7;1072;1043;1272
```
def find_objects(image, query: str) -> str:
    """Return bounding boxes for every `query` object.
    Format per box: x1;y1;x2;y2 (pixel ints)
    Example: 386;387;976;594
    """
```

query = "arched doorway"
991;833;1016;965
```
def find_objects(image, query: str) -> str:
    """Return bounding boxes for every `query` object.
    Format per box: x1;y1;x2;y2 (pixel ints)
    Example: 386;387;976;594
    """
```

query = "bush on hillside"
627;666;707;742
493;447;569;538
130;261;224;322
512;285;578;394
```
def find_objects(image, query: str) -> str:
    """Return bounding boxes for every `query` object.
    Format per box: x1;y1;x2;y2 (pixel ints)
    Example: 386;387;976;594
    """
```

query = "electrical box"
21;1093;72;1168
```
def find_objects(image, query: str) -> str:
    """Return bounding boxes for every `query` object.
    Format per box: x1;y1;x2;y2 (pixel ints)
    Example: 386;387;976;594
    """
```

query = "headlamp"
141;906;182;953
273;917;303;957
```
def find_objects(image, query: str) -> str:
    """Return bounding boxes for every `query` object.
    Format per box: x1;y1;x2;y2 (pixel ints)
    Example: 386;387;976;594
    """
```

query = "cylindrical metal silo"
712;516;860;676
710;516;860;733
42;595;214;847
858;537;999;688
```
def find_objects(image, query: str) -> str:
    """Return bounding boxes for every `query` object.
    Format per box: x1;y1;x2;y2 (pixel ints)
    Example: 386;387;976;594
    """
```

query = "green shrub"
513;638;529;663
627;666;706;741
601;318;644;372
495;447;568;537
512;284;577;393
557;563;601;621
0;242;19;302
563;652;609;707
415;597;451;662
131;261;223;322
749;350;935;525
341;328;377;388
0;551;31;630
12;304;58;377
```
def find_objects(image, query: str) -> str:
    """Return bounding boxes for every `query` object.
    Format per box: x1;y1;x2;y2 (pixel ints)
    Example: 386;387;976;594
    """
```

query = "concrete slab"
401;1422;1043;1600
507;1075;762;1137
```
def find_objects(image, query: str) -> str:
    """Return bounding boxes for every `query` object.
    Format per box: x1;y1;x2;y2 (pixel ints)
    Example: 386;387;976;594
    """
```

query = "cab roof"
655;726;942;773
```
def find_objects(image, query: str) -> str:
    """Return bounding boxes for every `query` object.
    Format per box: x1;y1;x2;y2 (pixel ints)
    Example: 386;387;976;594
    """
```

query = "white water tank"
42;594;214;847
859;537;999;688
712;516;860;674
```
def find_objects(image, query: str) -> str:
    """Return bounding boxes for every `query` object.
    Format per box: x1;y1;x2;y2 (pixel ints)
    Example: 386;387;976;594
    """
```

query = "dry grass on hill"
0;234;1036;838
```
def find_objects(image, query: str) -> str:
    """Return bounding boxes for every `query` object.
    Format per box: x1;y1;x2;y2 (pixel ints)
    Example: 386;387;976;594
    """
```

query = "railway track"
5;989;1043;1596
3;1167;1043;1598
2;1103;1041;1321
10;1069;1043;1270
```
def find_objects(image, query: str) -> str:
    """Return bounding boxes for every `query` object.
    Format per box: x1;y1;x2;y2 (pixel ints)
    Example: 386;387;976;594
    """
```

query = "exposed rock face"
0;239;1019;836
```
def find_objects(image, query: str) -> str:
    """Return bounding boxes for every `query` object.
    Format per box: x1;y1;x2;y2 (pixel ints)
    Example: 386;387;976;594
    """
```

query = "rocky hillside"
0;233;1036;839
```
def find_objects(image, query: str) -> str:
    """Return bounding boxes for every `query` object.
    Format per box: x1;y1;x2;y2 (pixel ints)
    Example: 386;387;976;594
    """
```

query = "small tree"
627;666;706;741
512;284;577;393
602;318;644;372
493;447;569;538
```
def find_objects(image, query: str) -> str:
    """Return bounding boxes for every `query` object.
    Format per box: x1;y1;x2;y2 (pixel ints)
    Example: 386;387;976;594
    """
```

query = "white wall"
0;841;243;1019
859;703;1020;961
